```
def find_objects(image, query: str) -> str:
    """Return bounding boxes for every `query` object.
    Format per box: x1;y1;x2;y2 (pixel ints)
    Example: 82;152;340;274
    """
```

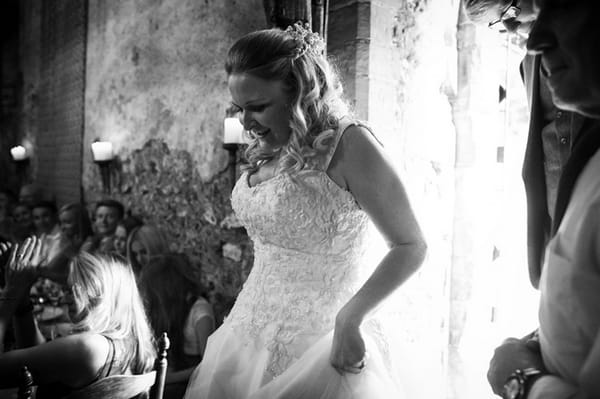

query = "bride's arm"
327;125;427;373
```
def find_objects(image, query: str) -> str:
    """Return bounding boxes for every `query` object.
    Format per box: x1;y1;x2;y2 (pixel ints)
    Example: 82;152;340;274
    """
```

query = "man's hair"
32;200;57;214
464;0;509;23
95;199;125;220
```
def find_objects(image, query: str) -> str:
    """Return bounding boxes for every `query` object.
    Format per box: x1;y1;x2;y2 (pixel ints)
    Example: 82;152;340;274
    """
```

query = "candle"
91;141;114;162
223;117;245;145
10;146;27;161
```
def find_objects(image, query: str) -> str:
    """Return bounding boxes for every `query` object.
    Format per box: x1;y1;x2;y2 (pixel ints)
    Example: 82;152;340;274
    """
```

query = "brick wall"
36;0;86;205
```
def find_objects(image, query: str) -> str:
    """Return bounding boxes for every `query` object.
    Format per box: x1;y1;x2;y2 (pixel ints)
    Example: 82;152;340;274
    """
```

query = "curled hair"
139;253;210;370
68;253;156;373
225;26;349;174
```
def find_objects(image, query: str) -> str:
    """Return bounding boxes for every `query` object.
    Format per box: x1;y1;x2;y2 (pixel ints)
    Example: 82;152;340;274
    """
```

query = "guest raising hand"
0;237;156;397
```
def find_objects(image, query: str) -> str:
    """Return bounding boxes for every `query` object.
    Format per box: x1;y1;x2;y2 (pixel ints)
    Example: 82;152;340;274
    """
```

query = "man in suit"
484;0;600;397
464;0;594;288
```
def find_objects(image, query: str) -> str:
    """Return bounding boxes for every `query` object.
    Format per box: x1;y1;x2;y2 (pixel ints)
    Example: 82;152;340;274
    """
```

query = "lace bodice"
227;121;372;377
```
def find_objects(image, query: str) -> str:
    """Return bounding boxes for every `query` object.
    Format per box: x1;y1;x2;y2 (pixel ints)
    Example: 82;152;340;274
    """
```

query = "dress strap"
94;335;117;380
322;117;357;171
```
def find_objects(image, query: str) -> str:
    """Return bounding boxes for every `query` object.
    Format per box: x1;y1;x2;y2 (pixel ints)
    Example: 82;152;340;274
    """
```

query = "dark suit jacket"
521;54;600;288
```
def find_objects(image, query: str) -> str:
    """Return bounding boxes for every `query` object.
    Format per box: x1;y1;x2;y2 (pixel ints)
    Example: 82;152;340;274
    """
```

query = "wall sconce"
91;140;114;194
10;145;30;183
223;116;246;186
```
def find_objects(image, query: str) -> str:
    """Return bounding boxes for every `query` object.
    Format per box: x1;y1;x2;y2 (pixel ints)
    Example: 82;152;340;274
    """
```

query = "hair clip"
285;21;325;59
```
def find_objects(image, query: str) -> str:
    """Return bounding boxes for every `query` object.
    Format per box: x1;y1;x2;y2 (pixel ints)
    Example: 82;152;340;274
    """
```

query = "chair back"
61;372;156;399
64;332;170;399
18;366;34;399
149;332;170;399
16;332;170;399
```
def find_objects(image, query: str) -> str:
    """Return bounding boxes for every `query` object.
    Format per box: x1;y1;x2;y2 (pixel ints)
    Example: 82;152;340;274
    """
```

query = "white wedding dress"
184;120;414;398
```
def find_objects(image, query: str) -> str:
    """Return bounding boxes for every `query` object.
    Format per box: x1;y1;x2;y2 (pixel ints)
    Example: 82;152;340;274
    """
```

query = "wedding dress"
184;119;412;398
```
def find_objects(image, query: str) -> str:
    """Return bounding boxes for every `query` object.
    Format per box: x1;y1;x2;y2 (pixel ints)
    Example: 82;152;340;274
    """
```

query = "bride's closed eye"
230;103;269;114
245;104;268;112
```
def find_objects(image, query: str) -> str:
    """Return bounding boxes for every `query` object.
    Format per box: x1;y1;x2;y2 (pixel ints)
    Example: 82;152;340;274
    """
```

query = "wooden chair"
17;333;170;399
149;332;169;399
18;366;34;399
64;332;170;399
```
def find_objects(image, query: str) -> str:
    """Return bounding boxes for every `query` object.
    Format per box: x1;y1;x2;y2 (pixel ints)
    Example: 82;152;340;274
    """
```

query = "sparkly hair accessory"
285;21;325;59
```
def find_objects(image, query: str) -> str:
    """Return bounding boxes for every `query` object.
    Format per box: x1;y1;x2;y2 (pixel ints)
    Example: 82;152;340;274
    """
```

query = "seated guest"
113;215;143;259
18;184;43;207
0;189;15;239
0;237;156;396
10;202;34;243
0;190;14;209
32;201;61;261
139;253;214;397
32;203;95;297
32;201;59;237
126;224;169;274
81;199;124;255
58;203;94;250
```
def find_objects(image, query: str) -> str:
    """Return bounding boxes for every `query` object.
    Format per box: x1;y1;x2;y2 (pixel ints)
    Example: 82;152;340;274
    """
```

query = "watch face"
502;377;522;399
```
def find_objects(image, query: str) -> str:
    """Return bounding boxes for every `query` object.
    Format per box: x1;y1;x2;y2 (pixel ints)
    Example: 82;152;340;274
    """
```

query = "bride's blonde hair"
225;23;349;174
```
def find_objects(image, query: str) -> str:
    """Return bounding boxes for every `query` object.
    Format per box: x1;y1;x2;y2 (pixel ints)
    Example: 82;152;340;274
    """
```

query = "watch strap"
521;368;544;398
505;368;544;399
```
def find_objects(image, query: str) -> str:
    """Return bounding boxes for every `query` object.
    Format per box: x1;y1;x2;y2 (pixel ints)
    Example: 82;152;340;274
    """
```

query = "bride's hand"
330;309;366;375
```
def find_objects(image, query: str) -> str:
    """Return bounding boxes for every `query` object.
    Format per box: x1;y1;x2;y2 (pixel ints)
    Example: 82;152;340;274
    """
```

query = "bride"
184;22;427;398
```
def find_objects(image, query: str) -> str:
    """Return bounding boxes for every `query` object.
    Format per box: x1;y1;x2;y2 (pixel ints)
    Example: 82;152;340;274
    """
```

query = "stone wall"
0;0;25;191
328;0;370;117
350;1;462;396
83;0;266;323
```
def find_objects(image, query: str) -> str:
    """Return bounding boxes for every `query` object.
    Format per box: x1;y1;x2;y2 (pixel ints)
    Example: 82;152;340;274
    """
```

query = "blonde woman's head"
68;253;156;373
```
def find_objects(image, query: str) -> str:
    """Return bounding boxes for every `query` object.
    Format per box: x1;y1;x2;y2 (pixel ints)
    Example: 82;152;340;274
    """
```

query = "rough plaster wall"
366;0;460;394
83;0;265;322
84;0;265;183
368;2;502;397
323;1;459;393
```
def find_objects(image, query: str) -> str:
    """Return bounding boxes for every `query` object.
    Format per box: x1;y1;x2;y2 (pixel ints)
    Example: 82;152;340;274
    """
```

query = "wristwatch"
502;368;543;399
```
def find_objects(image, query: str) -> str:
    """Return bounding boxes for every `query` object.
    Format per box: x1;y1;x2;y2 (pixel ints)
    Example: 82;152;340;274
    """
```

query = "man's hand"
488;336;546;395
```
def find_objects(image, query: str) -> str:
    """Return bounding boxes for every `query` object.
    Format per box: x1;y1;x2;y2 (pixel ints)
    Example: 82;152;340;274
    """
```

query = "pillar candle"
91;141;114;161
224;118;245;144
10;146;27;161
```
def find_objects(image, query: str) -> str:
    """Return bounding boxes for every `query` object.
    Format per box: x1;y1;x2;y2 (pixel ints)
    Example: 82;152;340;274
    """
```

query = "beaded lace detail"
228;121;371;378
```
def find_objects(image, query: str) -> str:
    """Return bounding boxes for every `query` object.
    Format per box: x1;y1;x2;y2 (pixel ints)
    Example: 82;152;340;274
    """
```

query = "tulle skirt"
183;320;417;399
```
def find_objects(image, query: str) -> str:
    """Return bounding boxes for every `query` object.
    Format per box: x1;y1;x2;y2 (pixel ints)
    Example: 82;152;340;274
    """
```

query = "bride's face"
228;73;291;151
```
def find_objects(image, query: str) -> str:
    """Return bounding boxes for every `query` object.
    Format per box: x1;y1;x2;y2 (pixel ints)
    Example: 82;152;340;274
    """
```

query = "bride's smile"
228;73;291;152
